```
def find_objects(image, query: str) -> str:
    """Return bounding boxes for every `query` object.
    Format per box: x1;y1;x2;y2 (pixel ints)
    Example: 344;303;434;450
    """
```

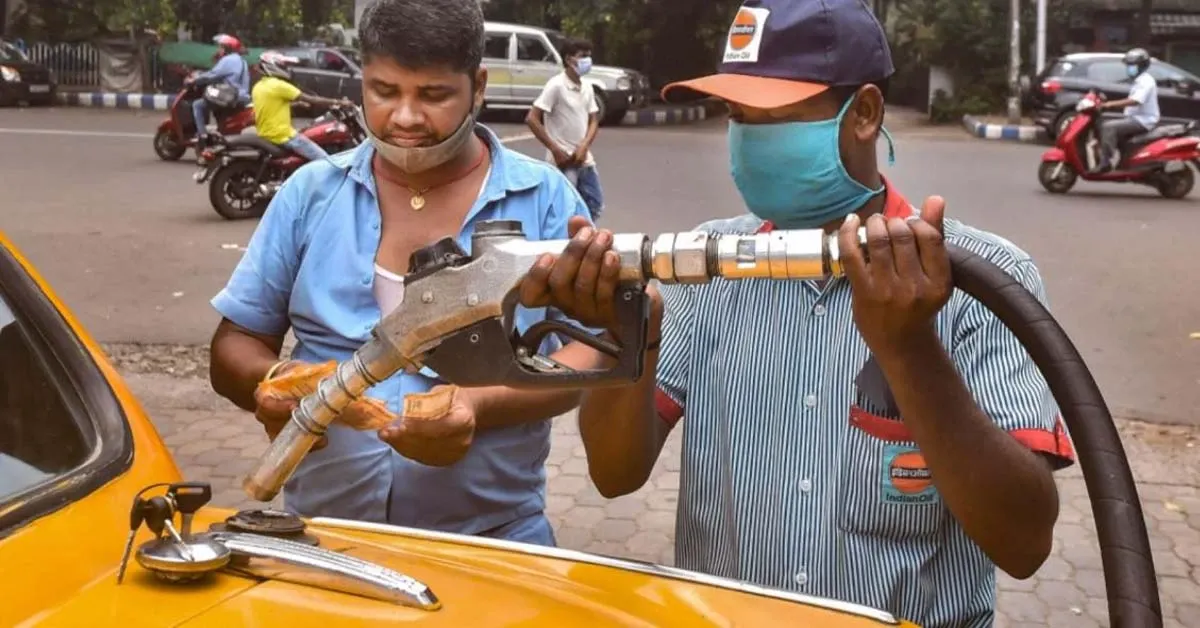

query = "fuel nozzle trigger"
422;284;650;389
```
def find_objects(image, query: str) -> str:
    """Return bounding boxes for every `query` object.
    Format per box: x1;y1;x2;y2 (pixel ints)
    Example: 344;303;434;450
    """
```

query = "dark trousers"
1098;118;1150;168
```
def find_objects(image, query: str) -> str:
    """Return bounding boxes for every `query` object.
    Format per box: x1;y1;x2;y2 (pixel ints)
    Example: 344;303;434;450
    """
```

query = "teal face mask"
728;96;896;229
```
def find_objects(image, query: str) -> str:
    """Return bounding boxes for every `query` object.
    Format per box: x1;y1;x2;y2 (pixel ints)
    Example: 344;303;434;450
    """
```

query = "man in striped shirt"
517;0;1077;626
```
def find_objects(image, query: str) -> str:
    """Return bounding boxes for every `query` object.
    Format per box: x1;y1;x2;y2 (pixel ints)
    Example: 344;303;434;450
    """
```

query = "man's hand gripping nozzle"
243;219;867;501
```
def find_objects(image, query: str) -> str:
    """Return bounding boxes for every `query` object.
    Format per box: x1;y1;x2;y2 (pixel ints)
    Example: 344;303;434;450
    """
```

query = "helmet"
259;50;298;81
213;34;243;54
1123;48;1151;73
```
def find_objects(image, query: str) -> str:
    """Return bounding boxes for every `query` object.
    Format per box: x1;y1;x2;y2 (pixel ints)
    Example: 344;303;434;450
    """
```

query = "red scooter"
153;71;256;162
194;102;365;220
1038;90;1200;199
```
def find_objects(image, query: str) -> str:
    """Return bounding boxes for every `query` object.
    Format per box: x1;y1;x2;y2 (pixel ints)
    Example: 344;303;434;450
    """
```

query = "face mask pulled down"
362;106;479;174
728;97;896;229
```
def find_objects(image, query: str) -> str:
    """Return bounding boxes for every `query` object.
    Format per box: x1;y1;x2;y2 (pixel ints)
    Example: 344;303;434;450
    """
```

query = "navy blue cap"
662;0;894;109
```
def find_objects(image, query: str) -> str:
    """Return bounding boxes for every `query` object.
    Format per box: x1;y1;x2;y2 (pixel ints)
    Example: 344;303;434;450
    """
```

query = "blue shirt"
654;185;1076;627
200;53;251;102
212;125;592;536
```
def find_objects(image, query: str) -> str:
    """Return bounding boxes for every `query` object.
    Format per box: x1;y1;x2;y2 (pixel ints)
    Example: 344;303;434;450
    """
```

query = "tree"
1135;0;1153;46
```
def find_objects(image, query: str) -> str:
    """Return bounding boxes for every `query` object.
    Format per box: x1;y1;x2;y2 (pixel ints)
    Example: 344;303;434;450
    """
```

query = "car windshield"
0;287;92;503
0;42;27;63
1148;60;1200;84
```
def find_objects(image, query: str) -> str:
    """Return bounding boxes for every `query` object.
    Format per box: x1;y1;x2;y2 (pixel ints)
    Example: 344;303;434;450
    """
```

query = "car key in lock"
167;482;212;540
145;495;195;561
116;497;151;584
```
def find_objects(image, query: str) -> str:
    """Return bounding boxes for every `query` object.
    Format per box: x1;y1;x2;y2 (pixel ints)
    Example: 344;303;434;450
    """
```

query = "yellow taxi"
0;231;918;627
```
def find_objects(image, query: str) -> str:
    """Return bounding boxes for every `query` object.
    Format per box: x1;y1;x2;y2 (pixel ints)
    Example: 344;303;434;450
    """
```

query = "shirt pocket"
837;388;946;541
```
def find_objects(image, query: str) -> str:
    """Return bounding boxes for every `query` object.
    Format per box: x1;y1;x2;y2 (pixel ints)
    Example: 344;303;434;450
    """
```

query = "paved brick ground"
120;366;1199;627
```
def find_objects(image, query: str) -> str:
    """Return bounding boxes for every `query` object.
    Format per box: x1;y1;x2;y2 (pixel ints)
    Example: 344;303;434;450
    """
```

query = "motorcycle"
194;103;365;220
1038;89;1200;199
153;71;256;162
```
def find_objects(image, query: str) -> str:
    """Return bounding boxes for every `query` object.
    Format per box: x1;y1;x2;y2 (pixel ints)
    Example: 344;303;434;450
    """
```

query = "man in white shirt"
526;38;605;219
1096;47;1160;172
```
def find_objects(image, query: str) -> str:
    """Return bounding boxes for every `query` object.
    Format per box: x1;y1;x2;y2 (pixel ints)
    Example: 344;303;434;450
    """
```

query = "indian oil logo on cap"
723;5;771;64
881;445;939;504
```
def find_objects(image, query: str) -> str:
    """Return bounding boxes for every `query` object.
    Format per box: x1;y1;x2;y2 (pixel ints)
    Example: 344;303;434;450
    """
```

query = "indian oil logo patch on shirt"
881;444;939;505
723;6;770;64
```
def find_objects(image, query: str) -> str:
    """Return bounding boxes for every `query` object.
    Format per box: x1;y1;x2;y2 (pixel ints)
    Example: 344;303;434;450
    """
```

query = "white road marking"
0;127;153;138
0;127;539;143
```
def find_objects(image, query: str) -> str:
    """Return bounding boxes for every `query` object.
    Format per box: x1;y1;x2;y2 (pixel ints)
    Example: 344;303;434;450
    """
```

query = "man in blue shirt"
208;0;592;546
187;34;251;148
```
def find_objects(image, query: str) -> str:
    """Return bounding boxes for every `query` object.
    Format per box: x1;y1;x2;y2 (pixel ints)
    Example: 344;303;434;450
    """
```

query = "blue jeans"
477;511;557;547
192;96;245;139
563;165;604;219
191;98;210;137
282;133;331;163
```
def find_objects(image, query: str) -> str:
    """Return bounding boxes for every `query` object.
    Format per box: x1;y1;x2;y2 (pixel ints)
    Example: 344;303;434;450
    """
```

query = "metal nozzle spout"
243;338;407;502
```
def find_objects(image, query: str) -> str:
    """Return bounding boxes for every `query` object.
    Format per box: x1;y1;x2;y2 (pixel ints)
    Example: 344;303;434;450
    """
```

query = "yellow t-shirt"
252;76;302;144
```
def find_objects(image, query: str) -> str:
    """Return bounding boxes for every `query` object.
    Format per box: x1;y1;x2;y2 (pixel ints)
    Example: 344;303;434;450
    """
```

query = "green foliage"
890;0;1075;116
8;0;352;45
485;0;746;90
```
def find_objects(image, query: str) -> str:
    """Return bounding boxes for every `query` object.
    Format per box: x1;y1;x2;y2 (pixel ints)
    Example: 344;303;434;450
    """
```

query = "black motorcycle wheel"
1038;161;1077;194
1156;165;1195;200
154;128;186;161
209;161;269;220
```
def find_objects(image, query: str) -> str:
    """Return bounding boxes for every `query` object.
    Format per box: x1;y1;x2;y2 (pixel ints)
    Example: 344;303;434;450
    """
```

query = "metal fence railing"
24;42;99;87
19;41;176;92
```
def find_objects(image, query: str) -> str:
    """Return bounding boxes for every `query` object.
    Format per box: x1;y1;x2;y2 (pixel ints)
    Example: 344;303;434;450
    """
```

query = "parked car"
0;39;56;107
482;22;651;125
0;230;920;627
1025;52;1200;139
274;44;365;106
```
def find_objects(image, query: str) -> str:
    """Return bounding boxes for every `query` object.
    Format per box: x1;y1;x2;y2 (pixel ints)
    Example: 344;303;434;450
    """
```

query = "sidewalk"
110;344;1199;628
55;90;717;127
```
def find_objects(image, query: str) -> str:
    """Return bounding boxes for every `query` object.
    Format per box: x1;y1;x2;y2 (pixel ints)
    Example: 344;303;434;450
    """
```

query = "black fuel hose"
947;244;1161;628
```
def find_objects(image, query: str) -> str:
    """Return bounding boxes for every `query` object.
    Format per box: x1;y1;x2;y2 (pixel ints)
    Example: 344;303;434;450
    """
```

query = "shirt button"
362;275;372;285
799;478;812;493
803;394;817;408
813;304;827;316
372;223;380;231
794;570;809;586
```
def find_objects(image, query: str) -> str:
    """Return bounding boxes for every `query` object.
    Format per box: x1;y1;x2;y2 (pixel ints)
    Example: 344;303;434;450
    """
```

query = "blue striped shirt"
652;185;1076;627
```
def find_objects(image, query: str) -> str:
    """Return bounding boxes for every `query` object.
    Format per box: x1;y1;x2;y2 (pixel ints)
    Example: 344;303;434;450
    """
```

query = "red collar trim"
755;176;912;233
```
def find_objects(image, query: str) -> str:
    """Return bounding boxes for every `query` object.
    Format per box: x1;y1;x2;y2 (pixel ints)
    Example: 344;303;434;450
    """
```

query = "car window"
279;49;317;68
1083;60;1128;84
543;30;569;57
484;33;511;61
516;35;555;63
0;294;91;502
317;50;348;73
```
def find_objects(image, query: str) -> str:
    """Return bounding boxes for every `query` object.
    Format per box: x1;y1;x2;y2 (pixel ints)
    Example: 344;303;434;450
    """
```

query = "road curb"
57;90;720;128
961;114;1047;142
619;102;712;126
58;91;175;111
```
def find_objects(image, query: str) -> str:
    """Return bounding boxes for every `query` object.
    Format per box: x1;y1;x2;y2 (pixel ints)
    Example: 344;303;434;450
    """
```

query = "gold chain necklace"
377;139;488;211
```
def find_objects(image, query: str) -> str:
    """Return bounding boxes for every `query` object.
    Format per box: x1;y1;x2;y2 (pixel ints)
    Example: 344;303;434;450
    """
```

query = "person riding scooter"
252;51;352;163
1094;48;1160;173
186;34;252;150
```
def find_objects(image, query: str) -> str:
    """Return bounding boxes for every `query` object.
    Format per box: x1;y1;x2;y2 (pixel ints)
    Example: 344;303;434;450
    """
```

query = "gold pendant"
410;194;426;211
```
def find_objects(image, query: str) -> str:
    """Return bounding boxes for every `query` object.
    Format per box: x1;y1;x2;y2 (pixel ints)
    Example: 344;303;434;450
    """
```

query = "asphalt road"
2;107;1199;426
